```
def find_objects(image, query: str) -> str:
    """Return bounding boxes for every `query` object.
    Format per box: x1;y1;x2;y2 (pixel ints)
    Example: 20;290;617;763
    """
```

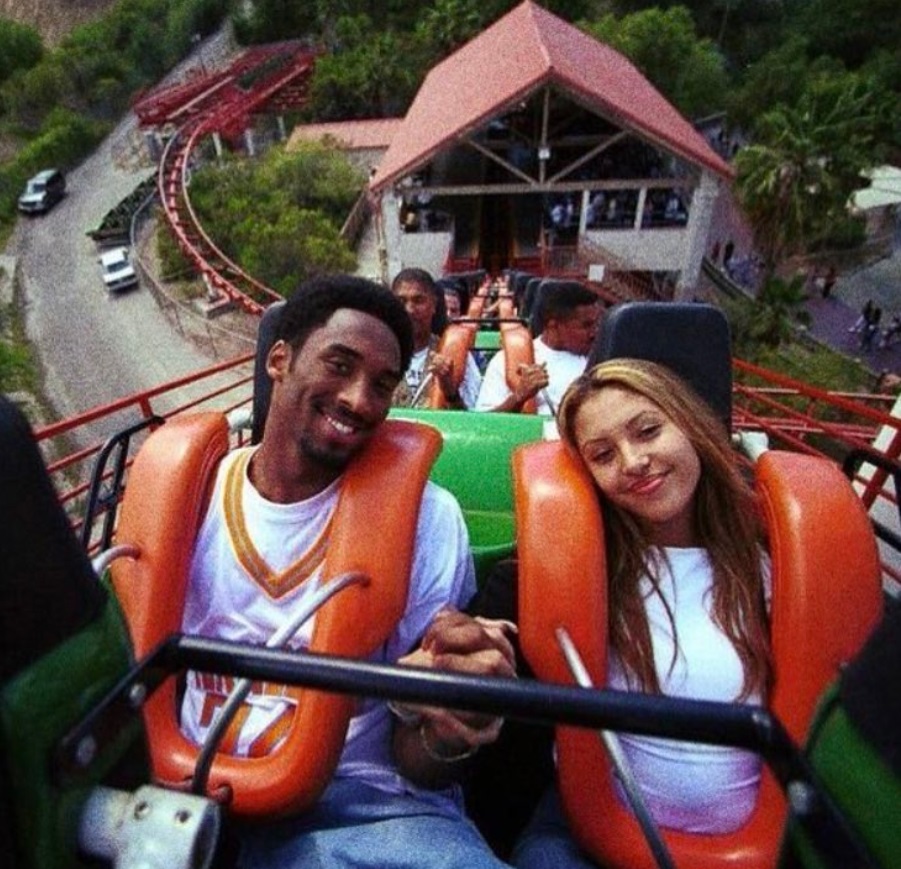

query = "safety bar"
57;634;879;869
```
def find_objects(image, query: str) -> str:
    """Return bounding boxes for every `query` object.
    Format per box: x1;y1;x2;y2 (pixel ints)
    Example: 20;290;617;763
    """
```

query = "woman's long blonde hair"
558;359;772;699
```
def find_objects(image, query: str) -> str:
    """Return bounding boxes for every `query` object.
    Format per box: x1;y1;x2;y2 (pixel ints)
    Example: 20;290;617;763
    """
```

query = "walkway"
807;235;901;377
709;183;901;377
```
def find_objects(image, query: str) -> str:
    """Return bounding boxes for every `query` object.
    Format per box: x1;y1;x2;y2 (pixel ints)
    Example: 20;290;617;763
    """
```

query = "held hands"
393;608;517;764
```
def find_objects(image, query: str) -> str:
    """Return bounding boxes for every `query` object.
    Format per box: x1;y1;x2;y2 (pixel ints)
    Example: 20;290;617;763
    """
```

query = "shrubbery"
187;142;363;293
0;0;231;227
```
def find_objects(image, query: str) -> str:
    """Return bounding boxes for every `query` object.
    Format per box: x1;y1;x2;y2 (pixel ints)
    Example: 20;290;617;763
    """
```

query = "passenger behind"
181;276;514;868
439;277;468;321
391;267;482;408
475;281;600;415
509;359;772;867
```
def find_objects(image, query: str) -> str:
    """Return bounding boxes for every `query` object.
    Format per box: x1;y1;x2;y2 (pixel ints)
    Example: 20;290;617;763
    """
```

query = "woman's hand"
391;608;518;787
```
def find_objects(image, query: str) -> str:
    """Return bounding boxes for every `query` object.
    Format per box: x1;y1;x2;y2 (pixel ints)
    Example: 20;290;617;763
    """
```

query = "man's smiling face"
267;308;403;484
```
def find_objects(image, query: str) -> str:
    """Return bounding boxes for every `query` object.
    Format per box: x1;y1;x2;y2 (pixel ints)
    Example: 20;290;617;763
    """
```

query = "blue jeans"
238;778;512;869
511;787;597;869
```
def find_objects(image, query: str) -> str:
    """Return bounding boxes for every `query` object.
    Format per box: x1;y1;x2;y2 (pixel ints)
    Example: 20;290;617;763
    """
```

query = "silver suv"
18;169;66;215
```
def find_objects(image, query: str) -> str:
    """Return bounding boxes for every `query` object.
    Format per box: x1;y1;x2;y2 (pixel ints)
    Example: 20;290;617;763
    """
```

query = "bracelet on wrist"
419;722;477;763
387;700;423;728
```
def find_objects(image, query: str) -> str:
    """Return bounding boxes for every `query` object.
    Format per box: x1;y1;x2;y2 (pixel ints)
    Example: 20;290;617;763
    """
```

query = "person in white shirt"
180;276;515;869
475;282;600;416
391;267;482;409
512;358;772;868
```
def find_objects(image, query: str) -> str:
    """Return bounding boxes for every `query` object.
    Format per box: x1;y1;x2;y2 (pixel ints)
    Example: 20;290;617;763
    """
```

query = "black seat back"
588;301;733;430
251;300;286;444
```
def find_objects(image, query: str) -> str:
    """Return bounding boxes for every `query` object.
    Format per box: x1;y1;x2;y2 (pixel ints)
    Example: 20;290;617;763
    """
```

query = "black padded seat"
588;301;733;430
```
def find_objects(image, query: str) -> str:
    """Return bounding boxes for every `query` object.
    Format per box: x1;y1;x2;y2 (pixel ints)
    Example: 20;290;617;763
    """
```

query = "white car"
99;247;139;293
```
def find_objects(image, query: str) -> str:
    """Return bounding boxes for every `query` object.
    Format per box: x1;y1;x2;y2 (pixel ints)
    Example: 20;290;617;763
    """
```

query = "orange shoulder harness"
111;412;441;816
513;441;882;869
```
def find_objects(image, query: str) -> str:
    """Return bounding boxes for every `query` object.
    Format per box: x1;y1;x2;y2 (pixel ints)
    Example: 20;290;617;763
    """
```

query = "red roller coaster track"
134;41;319;314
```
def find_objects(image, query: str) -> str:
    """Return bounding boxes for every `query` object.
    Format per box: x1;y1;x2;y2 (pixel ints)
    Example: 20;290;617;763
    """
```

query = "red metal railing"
35;352;254;548
31;349;901;590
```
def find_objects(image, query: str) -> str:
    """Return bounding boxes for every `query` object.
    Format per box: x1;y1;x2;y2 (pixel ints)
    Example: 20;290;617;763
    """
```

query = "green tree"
188;142;364;292
791;0;901;71
746;274;811;349
0;18;43;84
585;0;788;68
232;0;319;43
734;69;892;276
308;16;422;119
414;0;485;61
580;6;729;117
236;208;356;293
2;61;68;133
726;35;821;134
257;140;364;224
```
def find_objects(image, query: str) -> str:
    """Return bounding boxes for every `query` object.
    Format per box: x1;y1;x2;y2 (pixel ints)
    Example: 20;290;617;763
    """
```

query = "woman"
513;358;772;868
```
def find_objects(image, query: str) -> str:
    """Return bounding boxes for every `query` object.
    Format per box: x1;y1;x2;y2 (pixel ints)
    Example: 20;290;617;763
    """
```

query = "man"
475;281;601;415
180;276;514;867
391;267;482;409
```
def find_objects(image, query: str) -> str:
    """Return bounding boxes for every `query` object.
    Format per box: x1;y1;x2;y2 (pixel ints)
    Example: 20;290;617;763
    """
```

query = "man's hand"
426;353;459;403
391;609;517;784
513;362;549;405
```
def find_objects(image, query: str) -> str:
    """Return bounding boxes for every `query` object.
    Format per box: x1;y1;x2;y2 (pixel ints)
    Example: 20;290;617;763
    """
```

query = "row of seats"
0;301;894;869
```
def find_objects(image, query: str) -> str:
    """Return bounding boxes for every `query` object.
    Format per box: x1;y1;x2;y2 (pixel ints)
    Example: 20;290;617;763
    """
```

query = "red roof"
288;118;403;150
370;1;731;193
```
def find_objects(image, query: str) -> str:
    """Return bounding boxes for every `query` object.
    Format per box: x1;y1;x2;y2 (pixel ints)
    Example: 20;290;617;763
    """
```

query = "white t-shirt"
475;335;587;415
607;547;764;833
180;446;476;802
401;343;482;409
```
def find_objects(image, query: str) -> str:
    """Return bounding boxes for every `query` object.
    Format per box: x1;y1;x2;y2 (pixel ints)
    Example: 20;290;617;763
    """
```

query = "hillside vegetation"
0;0;117;47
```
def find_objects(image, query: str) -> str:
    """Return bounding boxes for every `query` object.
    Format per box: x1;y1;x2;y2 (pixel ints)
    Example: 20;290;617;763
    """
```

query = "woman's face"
572;385;702;547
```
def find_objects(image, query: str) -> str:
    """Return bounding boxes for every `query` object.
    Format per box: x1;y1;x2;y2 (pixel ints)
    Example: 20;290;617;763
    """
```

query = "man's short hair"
534;280;599;332
277;275;414;372
390;267;447;335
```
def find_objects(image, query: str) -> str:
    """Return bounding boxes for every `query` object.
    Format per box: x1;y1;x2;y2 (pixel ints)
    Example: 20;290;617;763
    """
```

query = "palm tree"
733;72;888;279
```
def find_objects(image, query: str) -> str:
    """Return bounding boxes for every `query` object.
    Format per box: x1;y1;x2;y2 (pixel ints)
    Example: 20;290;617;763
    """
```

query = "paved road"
7;30;240;439
12;129;212;434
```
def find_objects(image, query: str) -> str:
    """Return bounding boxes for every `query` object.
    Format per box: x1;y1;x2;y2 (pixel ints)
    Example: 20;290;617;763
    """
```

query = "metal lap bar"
190;571;367;795
410;371;435;407
58;638;879;869
81;415;163;552
555;627;676;869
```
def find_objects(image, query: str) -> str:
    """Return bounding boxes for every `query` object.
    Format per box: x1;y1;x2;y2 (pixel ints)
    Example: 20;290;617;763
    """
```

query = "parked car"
17;168;66;215
99;246;139;293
